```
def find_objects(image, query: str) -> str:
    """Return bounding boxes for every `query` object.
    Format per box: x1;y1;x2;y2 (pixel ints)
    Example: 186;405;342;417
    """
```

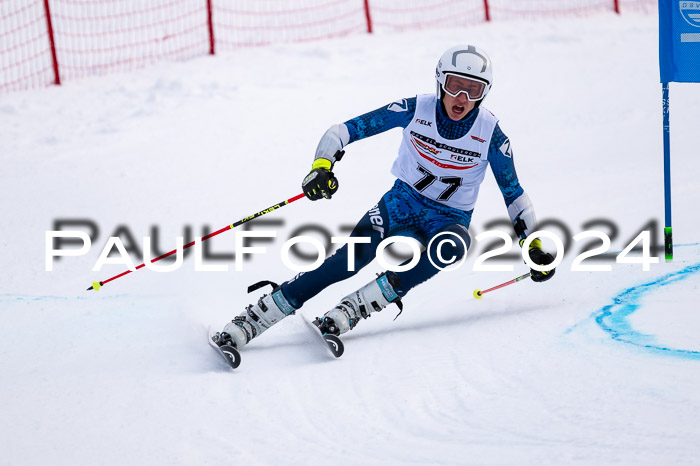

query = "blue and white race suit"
280;94;537;308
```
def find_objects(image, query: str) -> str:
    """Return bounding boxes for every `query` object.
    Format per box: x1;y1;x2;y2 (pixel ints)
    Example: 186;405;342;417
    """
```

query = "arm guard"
507;192;537;243
314;124;350;166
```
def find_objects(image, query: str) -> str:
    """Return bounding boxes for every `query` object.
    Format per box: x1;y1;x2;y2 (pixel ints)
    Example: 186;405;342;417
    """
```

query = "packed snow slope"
2;13;700;466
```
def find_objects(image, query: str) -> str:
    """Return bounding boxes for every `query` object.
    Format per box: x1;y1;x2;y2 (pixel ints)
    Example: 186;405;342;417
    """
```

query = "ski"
208;326;241;369
303;315;344;358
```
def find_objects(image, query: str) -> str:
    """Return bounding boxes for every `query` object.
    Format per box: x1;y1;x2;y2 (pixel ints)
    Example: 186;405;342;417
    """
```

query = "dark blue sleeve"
488;123;524;207
344;97;417;143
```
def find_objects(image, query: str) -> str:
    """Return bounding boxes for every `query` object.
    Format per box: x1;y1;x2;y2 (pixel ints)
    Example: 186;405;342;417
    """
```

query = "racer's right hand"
302;162;339;201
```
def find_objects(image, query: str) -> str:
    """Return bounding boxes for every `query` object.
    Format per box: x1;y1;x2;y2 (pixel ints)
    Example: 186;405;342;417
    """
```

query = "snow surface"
2;12;700;466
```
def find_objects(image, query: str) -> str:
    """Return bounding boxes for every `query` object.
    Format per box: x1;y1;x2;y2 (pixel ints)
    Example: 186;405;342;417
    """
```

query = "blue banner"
659;0;700;82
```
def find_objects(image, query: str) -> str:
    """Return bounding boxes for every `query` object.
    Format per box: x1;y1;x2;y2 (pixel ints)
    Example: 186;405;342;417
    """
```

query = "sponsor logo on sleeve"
499;139;513;158
387;99;409;112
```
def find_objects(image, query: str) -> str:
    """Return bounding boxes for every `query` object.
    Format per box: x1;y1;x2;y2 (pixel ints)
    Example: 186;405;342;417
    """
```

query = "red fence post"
484;0;491;21
207;0;215;54
363;0;373;33
43;0;61;85
613;0;620;14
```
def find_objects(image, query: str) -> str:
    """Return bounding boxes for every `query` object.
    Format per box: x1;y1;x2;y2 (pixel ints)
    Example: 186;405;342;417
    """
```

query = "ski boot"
214;281;296;350
315;272;403;336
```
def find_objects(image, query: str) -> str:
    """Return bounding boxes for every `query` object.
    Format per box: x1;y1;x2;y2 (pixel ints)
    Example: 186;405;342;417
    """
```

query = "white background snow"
2;12;700;465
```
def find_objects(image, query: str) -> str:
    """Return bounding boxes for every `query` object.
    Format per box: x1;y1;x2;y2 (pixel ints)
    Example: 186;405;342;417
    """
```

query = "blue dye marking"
0;294;69;302
0;293;130;303
593;262;700;359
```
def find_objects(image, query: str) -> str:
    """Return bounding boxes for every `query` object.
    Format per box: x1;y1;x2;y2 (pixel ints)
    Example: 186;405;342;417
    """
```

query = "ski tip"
220;345;242;369
324;334;344;358
208;326;242;369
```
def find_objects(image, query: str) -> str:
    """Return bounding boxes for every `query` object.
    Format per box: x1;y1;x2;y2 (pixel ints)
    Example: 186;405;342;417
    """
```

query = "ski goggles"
441;73;487;101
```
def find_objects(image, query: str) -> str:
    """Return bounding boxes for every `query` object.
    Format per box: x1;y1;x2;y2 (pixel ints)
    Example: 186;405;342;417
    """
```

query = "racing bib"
391;94;498;210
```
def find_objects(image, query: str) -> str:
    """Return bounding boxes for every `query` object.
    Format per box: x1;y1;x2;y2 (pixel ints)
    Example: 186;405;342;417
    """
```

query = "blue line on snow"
0;294;69;302
0;294;131;303
593;262;700;359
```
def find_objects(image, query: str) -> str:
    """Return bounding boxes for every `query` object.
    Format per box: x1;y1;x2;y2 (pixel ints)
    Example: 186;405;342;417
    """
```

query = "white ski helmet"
435;44;493;103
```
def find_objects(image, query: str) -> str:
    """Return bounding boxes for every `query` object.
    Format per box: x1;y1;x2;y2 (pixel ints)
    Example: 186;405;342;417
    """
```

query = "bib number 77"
414;164;462;201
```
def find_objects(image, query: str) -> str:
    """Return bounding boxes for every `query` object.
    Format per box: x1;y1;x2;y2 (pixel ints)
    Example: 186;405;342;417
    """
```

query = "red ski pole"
87;193;306;291
473;272;531;299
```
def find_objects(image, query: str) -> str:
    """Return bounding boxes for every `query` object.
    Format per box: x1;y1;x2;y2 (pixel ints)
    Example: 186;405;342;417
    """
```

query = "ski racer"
214;44;555;350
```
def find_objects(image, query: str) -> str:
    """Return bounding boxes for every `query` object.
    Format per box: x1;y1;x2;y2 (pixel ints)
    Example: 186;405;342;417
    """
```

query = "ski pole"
87;193;306;291
473;272;531;299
